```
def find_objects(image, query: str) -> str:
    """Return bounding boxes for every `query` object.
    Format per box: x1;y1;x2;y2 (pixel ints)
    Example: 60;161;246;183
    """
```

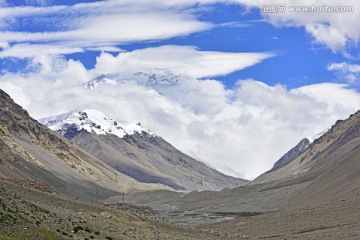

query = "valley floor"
0;179;239;240
203;197;360;239
2;178;360;240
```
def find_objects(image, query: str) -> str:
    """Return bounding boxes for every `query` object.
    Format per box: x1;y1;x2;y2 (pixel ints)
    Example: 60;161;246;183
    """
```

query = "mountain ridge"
272;138;311;170
42;108;249;191
40;109;154;139
84;70;183;91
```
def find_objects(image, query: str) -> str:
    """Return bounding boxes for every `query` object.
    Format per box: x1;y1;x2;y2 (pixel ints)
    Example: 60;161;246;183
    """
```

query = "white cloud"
0;44;83;58
305;24;347;51
0;41;8;49
0;5;66;23
328;62;360;73
0;1;212;57
1;53;360;180
1;81;31;108
92;45;275;78
0;14;211;43
76;14;210;44
328;62;360;83
223;0;360;52
220;21;252;28
85;46;123;52
292;83;360;114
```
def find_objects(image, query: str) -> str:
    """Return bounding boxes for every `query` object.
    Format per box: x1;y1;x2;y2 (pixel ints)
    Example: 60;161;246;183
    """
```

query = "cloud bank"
0;0;212;56
328;62;360;83
92;45;275;78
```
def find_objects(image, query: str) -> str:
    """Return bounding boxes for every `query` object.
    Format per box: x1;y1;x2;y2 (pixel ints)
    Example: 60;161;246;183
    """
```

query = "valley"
0;178;237;240
1;1;359;239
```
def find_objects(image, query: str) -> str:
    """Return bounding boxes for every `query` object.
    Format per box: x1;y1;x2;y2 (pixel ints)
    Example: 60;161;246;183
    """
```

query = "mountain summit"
40;109;152;139
83;74;117;90
83;69;184;92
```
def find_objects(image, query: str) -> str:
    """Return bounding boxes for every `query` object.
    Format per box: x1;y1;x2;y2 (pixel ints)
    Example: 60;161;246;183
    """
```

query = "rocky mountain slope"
42;109;248;191
272;138;311;170
252;112;360;187
0;89;168;201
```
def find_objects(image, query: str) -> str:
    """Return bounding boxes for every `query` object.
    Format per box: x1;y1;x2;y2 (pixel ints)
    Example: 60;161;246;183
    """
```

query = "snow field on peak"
43;109;153;139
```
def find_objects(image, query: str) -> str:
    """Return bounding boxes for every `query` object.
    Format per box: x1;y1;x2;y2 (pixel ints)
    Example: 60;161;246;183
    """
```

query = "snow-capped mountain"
40;109;153;139
83;74;117;90
307;129;329;143
83;69;185;92
133;70;181;87
40;108;248;191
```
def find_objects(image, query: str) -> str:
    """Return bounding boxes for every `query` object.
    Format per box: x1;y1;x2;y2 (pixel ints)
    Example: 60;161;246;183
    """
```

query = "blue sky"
1;1;359;89
1;0;360;179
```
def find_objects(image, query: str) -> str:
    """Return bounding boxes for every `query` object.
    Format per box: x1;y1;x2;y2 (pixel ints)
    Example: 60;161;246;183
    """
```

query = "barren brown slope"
287;113;360;208
0;89;168;201
248;110;360;207
241;110;360;210
68;124;248;191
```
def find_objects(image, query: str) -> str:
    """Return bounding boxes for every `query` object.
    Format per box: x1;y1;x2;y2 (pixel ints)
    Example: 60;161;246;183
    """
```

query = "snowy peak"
83;74;117;90
133;70;181;87
83;69;185;90
307;129;329;143
40;109;153;139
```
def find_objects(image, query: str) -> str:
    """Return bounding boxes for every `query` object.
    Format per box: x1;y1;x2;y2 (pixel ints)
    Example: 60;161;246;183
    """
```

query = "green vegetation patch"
73;225;84;233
